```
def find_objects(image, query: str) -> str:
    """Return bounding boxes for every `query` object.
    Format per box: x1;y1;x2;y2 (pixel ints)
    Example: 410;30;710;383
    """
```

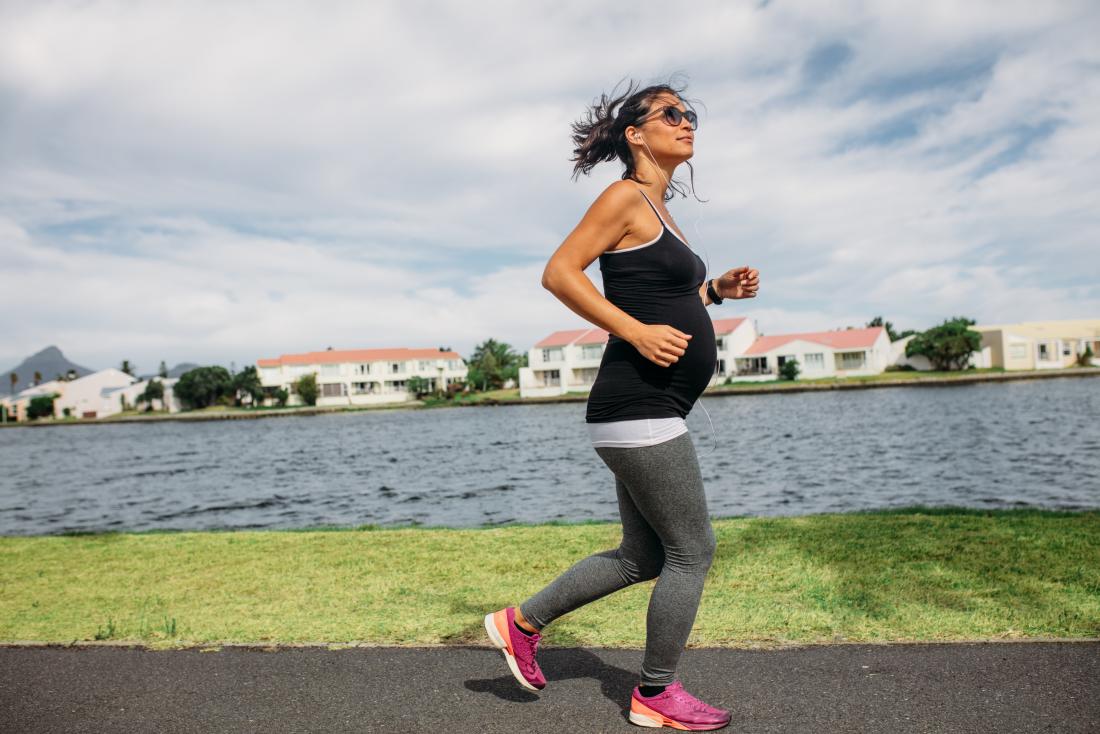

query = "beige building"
973;319;1100;371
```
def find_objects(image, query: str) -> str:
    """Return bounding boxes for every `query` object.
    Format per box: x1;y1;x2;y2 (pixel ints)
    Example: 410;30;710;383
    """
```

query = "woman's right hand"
628;324;692;367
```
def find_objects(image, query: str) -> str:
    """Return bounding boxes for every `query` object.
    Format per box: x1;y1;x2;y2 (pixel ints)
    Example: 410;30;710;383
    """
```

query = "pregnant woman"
484;80;759;730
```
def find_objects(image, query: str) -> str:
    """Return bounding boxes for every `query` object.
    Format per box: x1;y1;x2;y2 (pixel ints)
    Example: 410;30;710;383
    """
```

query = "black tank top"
585;190;717;423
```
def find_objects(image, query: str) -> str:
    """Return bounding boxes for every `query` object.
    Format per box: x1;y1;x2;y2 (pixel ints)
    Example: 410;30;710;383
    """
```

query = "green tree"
905;317;982;371
275;387;289;407
158;360;169;379
779;357;801;381
139;379;165;411
27;393;58;420
33;370;42;386
294;373;319;406
467;339;521;392
232;365;265;407
1077;344;1094;367
174;366;234;409
9;372;17;396
120;360;135;376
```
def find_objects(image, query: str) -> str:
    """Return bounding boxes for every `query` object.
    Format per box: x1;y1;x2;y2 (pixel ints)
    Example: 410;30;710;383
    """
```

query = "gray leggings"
518;431;717;687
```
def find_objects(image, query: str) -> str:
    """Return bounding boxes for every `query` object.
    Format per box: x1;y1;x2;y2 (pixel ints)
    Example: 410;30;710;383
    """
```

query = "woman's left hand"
716;266;759;300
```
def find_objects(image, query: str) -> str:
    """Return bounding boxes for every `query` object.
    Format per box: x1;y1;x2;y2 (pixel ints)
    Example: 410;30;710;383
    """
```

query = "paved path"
2;641;1097;732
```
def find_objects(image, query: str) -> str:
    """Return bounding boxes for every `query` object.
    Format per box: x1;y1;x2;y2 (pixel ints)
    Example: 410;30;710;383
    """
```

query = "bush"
885;364;916;372
294;373;319;406
174;366;234;409
779;358;800;381
27;394;58;420
275;388;289;407
1078;344;1094;367
905;317;981;371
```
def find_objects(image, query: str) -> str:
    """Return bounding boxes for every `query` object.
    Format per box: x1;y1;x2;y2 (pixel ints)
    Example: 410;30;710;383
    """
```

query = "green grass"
2;507;1097;649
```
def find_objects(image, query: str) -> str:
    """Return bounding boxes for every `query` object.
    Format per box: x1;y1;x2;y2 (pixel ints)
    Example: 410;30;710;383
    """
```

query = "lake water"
1;377;1098;536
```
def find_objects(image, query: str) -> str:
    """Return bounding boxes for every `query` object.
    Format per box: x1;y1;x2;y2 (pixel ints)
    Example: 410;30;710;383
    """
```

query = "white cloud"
1;0;1097;369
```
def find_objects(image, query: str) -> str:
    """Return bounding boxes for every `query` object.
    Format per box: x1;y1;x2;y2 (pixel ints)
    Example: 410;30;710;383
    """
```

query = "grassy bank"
2;507;1097;650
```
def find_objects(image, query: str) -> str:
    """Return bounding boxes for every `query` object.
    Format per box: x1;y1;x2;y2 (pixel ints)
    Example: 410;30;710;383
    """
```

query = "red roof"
742;327;885;356
712;317;747;335
257;348;463;367
535;328;610;347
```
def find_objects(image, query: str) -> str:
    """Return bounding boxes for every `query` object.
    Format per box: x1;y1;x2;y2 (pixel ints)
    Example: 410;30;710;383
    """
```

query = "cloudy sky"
2;0;1097;374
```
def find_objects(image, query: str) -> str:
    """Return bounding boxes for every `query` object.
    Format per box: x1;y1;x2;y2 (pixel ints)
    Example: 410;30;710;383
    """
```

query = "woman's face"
631;93;695;164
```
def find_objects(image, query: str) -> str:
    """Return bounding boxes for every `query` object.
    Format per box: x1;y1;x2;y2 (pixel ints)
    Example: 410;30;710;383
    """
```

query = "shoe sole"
483;611;542;693
629;700;730;730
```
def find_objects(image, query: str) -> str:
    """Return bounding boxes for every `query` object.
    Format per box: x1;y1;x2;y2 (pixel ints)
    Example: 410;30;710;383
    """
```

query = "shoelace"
517;632;540;674
668;687;713;712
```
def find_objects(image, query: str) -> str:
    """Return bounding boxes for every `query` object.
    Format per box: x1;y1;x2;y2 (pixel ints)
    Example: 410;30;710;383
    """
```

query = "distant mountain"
3;346;94;395
138;363;201;380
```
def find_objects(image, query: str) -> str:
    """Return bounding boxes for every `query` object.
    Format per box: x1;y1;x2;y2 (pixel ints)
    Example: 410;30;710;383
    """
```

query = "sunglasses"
645;105;699;131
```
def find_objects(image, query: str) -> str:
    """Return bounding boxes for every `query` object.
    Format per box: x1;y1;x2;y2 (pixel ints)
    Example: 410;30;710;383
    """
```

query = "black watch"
706;278;723;305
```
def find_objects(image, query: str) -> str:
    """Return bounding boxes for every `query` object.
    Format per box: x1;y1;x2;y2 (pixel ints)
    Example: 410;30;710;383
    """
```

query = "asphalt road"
1;641;1097;733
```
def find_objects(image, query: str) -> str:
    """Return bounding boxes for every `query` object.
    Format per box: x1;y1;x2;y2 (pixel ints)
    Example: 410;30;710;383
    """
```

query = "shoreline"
4;366;1097;428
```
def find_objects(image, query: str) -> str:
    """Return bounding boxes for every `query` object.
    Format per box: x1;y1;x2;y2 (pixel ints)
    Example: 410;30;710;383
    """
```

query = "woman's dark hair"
571;77;702;202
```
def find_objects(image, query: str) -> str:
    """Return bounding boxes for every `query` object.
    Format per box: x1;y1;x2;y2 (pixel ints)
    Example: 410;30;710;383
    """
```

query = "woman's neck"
634;156;674;202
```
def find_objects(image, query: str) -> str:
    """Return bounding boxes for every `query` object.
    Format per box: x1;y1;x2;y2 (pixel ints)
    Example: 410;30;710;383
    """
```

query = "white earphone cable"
639;139;720;458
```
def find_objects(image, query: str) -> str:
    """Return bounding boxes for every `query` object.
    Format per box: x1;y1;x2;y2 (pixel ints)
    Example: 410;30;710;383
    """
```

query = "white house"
520;327;608;398
101;377;183;415
733;326;892;381
257;347;467;407
713;317;757;379
53;369;139;419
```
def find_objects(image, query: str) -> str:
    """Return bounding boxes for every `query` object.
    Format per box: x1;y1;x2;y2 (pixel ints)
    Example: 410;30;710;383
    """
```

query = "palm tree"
120;360;134;376
9;372;16;397
33;370;42;386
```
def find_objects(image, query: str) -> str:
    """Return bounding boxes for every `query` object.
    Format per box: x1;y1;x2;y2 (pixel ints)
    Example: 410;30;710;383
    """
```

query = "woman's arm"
542;182;647;342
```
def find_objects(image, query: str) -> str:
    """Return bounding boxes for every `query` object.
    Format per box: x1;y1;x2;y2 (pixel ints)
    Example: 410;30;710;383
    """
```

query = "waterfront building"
734;326;892;381
256;347;467;407
101;377;182;414
1;379;67;422
52;369;139;419
972;319;1100;371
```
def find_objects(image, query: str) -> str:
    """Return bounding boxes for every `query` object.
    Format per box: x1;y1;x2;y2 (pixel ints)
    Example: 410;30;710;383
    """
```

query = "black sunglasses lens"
663;107;698;130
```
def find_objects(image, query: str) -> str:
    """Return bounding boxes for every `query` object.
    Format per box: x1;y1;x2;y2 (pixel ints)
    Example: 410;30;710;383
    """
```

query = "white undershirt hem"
587;417;688;449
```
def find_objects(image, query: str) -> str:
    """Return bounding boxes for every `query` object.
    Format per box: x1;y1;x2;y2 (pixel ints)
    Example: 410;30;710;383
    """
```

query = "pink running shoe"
484;606;546;691
628;680;731;730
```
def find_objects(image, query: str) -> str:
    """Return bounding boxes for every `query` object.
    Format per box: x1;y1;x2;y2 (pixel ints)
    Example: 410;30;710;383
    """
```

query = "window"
1062;342;1072;357
542;347;563;363
418;360;434;371
835;351;866;370
581;344;603;360
321;383;346;397
541;369;560;387
320;364;340;377
716;337;725;350
804;353;824;369
390;362;401;373
354;364;368;375
1038;343;1051;361
1008;343;1028;360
